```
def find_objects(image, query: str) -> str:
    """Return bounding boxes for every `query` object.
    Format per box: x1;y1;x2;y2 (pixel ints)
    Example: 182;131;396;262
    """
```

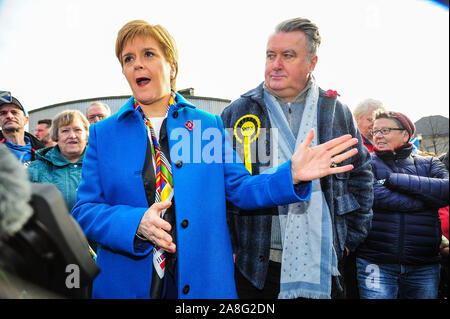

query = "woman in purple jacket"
356;110;449;299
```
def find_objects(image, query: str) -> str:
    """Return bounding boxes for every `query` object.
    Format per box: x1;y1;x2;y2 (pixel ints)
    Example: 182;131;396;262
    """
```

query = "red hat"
389;111;415;139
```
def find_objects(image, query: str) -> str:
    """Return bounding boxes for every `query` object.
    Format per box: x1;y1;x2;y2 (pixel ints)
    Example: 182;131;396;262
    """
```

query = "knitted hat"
389;111;415;139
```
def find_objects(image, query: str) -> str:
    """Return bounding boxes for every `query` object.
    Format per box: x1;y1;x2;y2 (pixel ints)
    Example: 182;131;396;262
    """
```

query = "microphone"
0;144;99;298
0;144;33;239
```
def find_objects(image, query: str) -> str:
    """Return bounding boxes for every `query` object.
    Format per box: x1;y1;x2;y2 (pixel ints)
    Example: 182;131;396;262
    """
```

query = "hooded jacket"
28;146;84;212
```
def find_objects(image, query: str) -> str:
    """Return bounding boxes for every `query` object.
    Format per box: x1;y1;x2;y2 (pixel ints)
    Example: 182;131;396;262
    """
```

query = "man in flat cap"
0;92;44;166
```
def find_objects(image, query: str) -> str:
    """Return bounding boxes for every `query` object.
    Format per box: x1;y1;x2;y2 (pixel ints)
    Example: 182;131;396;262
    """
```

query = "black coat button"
172;111;178;118
259;256;265;262
183;285;190;294
181;219;189;228
175;160;183;168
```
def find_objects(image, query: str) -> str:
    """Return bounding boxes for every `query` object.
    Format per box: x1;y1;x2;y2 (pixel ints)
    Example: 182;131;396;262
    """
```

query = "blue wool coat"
71;94;311;299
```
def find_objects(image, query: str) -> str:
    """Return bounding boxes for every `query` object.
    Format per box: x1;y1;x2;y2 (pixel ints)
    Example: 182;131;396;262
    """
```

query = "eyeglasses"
88;114;105;121
369;127;405;136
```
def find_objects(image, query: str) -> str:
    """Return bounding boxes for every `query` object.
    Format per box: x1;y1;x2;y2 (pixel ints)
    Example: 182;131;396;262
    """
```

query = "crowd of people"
0;16;448;300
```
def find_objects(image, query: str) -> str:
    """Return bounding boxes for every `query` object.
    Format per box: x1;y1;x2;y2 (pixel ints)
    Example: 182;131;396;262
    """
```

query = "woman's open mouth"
136;77;150;87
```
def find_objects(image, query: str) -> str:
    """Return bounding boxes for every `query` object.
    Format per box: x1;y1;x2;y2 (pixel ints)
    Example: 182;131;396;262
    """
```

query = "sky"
0;0;448;123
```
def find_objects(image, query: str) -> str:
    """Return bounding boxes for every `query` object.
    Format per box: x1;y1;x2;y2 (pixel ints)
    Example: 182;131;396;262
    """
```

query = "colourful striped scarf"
134;92;176;298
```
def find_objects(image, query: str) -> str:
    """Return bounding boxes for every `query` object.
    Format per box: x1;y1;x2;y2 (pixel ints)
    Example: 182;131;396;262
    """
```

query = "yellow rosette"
233;114;261;174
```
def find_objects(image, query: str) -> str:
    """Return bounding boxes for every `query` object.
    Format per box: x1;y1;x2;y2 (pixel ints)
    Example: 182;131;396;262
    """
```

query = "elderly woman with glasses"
355;110;449;299
28;110;89;212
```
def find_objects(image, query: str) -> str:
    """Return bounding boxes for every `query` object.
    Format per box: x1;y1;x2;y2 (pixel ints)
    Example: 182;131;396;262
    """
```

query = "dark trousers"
342;252;360;298
235;261;281;299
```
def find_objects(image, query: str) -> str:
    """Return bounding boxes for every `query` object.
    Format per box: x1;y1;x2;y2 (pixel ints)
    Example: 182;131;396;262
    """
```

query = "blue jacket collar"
117;93;196;121
242;82;265;100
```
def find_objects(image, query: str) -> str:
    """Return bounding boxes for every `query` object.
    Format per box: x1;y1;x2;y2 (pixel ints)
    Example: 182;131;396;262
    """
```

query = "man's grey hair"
353;98;385;119
86;101;111;116
275;17;321;60
0;144;33;239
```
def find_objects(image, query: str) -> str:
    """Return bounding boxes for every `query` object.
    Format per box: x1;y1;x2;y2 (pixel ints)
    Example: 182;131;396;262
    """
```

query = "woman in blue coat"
71;20;359;299
356;110;449;299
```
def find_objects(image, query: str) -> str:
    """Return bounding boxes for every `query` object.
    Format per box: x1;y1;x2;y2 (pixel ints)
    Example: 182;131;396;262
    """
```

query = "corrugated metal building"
28;88;231;133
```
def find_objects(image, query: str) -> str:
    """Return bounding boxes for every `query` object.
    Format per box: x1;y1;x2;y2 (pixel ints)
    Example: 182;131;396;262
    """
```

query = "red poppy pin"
185;120;194;130
326;90;338;98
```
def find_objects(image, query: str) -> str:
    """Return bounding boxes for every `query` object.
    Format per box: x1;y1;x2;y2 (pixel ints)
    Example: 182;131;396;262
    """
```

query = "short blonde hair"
50;110;89;142
115;20;179;91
